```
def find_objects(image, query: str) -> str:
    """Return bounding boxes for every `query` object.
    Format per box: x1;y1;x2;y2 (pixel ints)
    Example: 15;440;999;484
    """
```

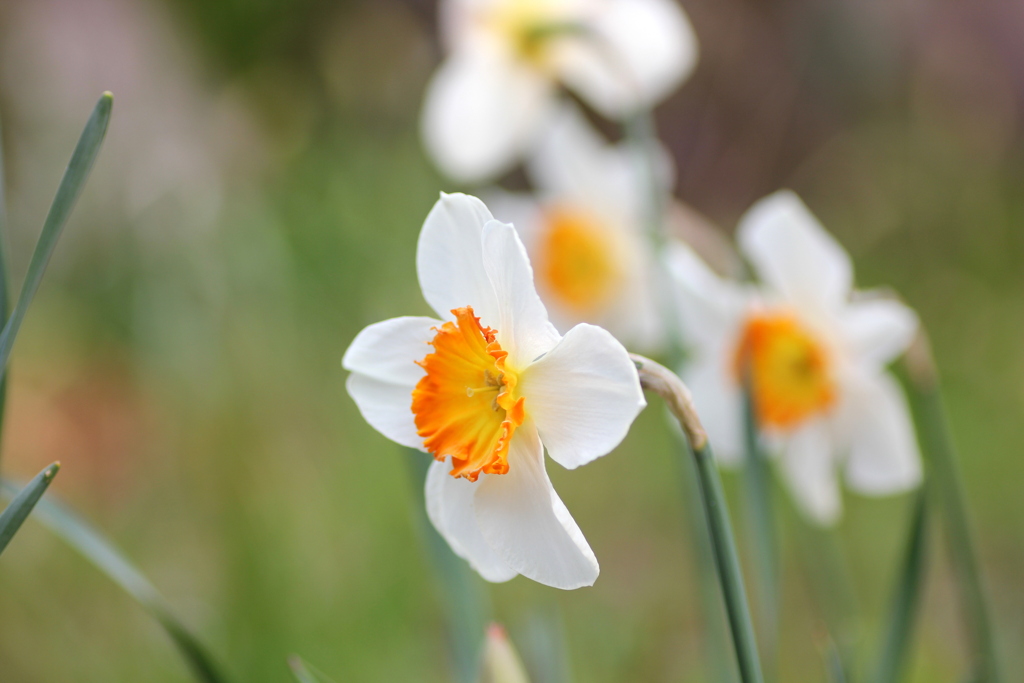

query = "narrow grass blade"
0;462;59;555
288;656;337;683
740;386;779;679
903;340;1000;683
872;488;929;683
0;92;112;378
405;448;491;683
0;479;229;683
520;606;574;683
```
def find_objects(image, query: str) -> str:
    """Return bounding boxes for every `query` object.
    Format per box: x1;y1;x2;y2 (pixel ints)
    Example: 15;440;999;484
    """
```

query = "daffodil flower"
669;191;922;524
343;193;645;588
487;104;672;351
422;0;699;182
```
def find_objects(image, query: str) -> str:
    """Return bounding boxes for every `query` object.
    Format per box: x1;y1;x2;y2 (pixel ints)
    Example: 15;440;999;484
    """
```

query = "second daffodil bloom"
343;193;645;589
422;0;699;182
669;191;922;524
488;104;671;352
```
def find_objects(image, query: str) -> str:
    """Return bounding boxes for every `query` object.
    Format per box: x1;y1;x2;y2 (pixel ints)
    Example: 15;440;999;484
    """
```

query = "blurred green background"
0;0;1021;681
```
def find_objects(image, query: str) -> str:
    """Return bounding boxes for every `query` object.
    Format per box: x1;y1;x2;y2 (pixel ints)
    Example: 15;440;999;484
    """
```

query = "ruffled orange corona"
412;307;526;481
734;313;836;429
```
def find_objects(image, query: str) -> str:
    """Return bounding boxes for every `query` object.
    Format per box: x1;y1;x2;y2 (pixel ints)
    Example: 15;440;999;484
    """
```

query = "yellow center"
412;306;526;481
537;206;623;314
733;313;836;429
483;0;578;66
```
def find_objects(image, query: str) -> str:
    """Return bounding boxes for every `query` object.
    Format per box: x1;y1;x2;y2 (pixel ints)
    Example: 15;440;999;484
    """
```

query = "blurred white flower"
488;104;671;351
422;0;699;182
669;191;922;524
343;193;645;588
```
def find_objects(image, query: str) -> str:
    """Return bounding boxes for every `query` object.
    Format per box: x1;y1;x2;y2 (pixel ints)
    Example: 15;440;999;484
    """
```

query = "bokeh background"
0;0;1022;680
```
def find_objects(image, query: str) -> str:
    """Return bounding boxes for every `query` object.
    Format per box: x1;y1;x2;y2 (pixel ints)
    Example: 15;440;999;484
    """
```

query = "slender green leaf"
288;656;337;683
0;462;59;555
0;92;112;378
0;479;229;683
405;448;490;683
872;488;929;683
740;385;779;679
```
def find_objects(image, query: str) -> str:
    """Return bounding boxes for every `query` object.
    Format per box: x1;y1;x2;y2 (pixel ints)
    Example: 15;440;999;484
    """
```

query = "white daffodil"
343;193;645;589
487;104;670;351
669;191;922;524
422;0;698;182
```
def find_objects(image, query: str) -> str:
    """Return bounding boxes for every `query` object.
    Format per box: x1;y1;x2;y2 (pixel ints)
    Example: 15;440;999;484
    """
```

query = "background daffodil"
343;193;645;588
487;104;673;352
421;0;699;182
669;191;922;524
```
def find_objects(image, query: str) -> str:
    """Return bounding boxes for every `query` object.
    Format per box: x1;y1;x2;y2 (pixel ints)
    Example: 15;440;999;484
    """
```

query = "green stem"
404;449;490;683
740;387;778;679
692;439;766;683
625;112;736;682
904;342;999;683
633;355;764;683
871;488;929;683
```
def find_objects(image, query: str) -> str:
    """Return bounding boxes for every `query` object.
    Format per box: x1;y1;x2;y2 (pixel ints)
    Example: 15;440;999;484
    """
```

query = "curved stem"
633;354;764;683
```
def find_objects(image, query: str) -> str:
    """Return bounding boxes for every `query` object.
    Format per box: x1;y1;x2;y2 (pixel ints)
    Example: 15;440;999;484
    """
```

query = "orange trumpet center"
412;307;526;481
536;205;623;314
734;312;836;429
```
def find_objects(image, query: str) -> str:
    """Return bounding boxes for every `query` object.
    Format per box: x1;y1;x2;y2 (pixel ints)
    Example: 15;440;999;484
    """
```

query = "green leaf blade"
0;92;113;375
0;462;59;555
0;478;229;683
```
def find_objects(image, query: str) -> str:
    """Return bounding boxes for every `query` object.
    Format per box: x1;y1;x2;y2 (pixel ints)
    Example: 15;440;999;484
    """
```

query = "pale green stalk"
904;336;1000;683
405;448;490;683
633;355;764;683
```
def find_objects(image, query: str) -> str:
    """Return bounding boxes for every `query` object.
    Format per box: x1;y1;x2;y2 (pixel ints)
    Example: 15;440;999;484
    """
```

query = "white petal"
557;0;698;116
480;219;562;367
682;355;744;466
518;323;645;470
841;294;919;367
425;459;518;583
474;423;599;589
421;49;554;182
345;374;423;449
342;316;440;384
779;420;842;525
482;189;545;251
342;316;441;449
417;193;500;324
843;372;922;495
667;241;751;348
737;191;853;313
